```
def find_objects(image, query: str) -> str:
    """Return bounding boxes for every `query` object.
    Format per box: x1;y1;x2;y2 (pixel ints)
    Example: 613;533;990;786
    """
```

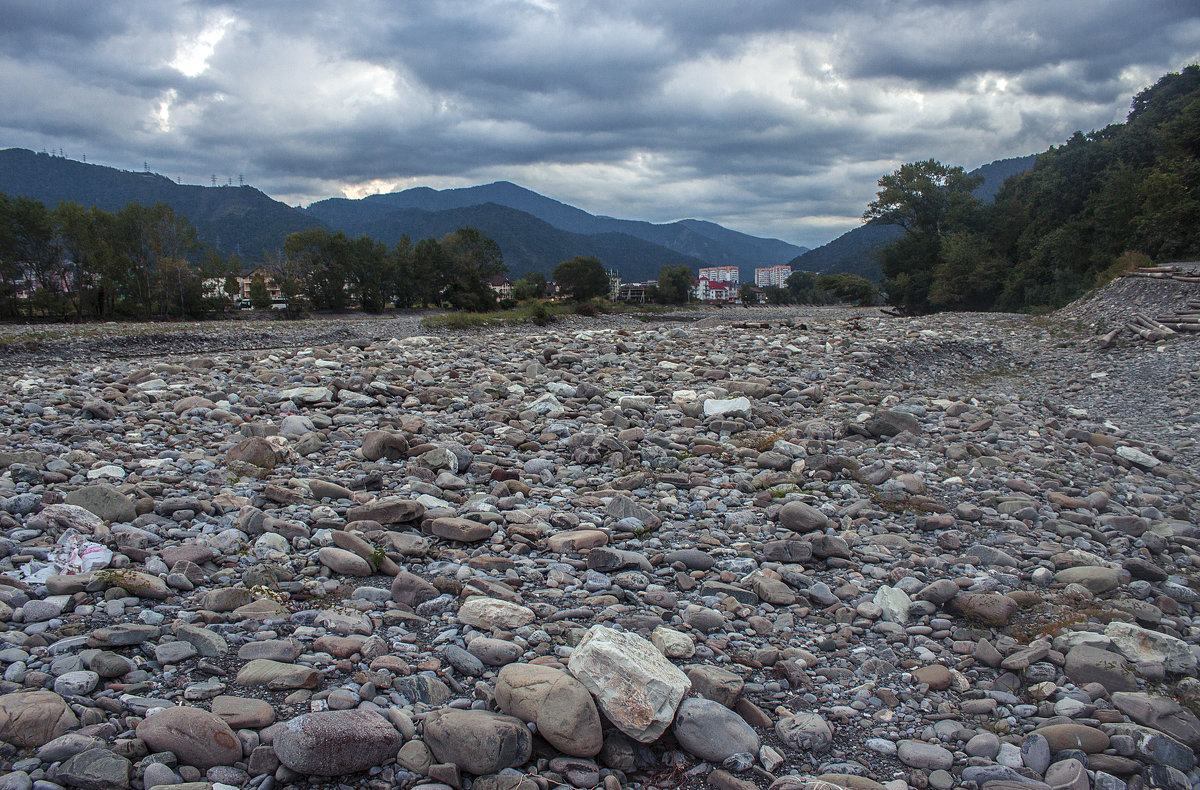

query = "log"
1162;323;1200;333
1097;327;1123;348
1125;321;1158;340
1133;313;1176;335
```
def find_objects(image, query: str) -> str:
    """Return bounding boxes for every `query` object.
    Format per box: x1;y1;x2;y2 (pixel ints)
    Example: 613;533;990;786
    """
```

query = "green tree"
761;285;787;305
12;197;63;317
0;194;22;318
553;256;608;300
865;160;983;313
927;232;1004;310
864;159;984;238
785;270;823;304
284;228;350;310
224;273;241;307
817;273;879;306
738;283;758;305
248;273;271;309
411;237;448;307
440;227;506;311
655;264;694;304
345;235;394;313
511;271;547;301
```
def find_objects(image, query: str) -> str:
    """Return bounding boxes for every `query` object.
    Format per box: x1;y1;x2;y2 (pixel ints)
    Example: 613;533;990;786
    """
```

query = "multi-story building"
693;277;736;303
697;265;740;284
755;265;791;288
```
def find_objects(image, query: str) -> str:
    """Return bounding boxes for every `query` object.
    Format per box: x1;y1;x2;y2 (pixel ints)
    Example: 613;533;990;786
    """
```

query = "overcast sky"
1;2;1197;249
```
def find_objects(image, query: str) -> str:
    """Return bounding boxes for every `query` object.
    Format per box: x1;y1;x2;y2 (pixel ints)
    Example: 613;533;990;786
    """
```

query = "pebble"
0;302;1195;788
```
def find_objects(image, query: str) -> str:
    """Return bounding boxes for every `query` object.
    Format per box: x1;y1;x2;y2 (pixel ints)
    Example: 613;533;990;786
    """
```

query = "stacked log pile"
1127;264;1200;282
1099;298;1200;347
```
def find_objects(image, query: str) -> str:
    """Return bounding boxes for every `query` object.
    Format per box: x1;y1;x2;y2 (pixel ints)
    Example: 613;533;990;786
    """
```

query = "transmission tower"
211;174;217;187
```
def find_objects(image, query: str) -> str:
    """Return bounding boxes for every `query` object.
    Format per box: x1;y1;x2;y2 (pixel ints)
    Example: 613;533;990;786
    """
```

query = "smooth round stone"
966;731;1001;759
422;709;533;776
1032;724;1110;754
672;698;759;762
898;740;954;771
274;709;403;776
775;713;832;754
135;706;242;769
53;670;99;697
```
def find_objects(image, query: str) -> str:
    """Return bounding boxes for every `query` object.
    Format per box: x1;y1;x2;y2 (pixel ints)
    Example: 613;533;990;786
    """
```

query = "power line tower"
239;174;244;186
144;161;149;172
211;174;217;187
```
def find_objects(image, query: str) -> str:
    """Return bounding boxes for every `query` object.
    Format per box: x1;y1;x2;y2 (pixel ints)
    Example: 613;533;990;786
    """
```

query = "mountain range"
0;146;1038;283
0;148;805;282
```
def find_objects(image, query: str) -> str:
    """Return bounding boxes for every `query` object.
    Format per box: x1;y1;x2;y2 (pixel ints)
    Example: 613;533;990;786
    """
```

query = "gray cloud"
0;0;1196;248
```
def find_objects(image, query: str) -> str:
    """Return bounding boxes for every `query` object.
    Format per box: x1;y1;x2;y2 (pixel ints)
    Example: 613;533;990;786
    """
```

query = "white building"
693;277;735;303
755;265;791;288
698;266;739;284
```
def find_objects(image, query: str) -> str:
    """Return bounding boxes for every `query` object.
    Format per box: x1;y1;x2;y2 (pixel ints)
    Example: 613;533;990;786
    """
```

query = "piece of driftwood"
1098;327;1123;348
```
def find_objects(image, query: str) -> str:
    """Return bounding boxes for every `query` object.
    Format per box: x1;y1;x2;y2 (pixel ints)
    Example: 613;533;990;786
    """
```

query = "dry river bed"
0;305;1197;790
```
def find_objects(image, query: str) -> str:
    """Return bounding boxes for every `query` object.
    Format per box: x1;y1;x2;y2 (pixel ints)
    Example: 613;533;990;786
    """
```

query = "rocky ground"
0;288;1197;790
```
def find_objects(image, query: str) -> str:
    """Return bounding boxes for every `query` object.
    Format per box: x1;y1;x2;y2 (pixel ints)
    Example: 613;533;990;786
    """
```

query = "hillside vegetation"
787;155;1037;281
874;65;1200;313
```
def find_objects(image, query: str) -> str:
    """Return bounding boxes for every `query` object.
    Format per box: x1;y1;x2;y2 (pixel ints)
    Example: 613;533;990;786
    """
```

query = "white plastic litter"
20;533;113;582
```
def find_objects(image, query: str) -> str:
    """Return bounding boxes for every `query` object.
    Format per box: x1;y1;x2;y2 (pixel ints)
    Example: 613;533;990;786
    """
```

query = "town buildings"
697;265;739;284
754;265;791;288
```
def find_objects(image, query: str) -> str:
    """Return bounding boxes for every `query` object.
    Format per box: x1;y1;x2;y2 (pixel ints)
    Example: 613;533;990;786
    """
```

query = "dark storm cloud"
0;0;1197;248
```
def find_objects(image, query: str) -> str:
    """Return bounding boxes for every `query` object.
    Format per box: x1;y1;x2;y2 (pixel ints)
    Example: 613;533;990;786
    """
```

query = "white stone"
874;585;912;624
277;386;334;404
567;625;690;743
458;598;536;631
702;397;751;419
527;393;565;418
1106;621;1197;673
1115;446;1160;468
650;626;695;659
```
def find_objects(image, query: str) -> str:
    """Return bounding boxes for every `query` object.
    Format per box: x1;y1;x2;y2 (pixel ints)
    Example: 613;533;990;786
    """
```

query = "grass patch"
420;299;697;330
421;301;567;330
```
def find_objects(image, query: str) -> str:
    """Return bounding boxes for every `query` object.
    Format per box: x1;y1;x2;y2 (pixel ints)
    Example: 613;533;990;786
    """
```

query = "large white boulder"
567;625;690;743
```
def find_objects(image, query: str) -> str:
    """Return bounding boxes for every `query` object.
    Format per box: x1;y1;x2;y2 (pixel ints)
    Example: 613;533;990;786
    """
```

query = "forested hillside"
873;65;1200;312
321;202;710;282
0;149;323;258
788;155;1036;281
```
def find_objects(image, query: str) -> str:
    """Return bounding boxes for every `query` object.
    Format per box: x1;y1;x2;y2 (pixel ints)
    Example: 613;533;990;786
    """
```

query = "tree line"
0;194;227;320
869;65;1200;314
270;226;506;313
0;191;517;319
